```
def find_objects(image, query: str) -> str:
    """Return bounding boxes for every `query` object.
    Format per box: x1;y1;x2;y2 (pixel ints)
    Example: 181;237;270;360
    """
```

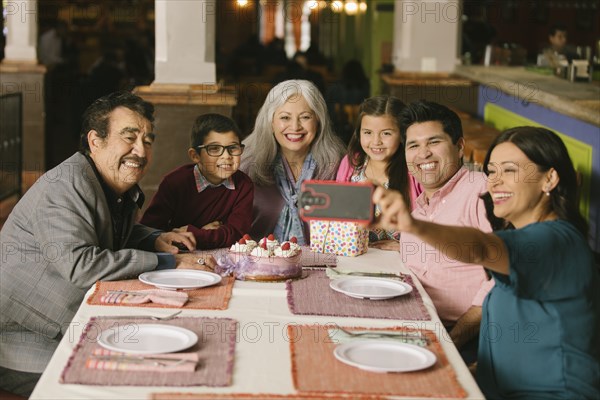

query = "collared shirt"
400;167;494;323
82;152;175;269
194;164;235;193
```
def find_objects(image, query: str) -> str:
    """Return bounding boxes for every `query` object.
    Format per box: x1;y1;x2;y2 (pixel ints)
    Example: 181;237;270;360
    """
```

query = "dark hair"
190;113;242;148
549;24;567;36
483;126;588;236
399;100;463;145
79;91;154;154
480;192;514;231
347;95;411;205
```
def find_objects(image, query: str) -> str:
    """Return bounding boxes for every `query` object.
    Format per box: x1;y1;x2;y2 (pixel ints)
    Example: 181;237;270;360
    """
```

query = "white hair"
242;80;344;186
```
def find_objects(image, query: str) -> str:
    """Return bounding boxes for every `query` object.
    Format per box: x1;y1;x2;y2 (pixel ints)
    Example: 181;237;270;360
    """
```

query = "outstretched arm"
373;187;510;275
449;306;481;349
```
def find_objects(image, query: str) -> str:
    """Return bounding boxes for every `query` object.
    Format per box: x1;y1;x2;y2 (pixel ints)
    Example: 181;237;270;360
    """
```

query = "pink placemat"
286;270;430;320
87;277;234;310
61;317;237;387
289;325;467;398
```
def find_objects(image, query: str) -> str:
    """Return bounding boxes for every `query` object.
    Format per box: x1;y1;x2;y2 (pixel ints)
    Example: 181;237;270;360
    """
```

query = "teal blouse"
478;220;600;399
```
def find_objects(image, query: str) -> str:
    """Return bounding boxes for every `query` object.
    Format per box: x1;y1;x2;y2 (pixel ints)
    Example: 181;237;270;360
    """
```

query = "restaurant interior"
0;1;599;397
1;0;599;159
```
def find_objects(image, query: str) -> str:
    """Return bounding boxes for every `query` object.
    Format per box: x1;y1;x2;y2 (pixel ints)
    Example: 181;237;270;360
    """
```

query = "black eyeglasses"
196;144;245;157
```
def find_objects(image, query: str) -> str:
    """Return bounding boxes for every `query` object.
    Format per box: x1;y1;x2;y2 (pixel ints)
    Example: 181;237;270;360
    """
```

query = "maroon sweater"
140;164;254;249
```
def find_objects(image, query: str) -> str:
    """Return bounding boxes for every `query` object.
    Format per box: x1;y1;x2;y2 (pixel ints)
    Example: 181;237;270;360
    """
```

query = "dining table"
29;247;485;399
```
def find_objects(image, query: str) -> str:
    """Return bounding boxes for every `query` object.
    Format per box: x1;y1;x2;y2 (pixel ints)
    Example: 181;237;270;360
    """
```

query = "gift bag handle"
318;220;331;253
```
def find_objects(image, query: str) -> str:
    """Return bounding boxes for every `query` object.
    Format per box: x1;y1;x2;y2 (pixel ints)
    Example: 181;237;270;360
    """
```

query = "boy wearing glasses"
140;113;254;249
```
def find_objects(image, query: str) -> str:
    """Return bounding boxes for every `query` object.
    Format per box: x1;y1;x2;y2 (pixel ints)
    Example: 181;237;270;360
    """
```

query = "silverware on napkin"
326;266;405;280
90;354;194;367
100;310;182;321
336;326;428;340
106;290;183;298
332;327;430;346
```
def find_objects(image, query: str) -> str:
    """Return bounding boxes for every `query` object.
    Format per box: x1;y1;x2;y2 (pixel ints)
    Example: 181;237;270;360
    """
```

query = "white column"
154;0;216;84
3;0;38;62
392;0;461;72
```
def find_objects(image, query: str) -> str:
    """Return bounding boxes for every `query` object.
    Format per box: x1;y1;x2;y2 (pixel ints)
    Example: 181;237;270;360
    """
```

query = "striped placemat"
289;324;467;398
61;316;237;387
87;276;234;310
286;270;430;320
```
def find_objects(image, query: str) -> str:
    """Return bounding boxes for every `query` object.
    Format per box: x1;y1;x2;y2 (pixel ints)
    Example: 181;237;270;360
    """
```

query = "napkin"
100;289;189;307
85;348;199;373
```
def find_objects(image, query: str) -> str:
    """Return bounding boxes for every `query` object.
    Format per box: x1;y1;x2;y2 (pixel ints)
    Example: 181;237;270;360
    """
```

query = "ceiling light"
331;1;343;12
345;0;358;15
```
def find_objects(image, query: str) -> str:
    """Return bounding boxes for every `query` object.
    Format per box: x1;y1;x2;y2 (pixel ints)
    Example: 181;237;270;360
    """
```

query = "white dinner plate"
333;340;436;373
98;324;198;354
139;270;222;290
329;277;412;300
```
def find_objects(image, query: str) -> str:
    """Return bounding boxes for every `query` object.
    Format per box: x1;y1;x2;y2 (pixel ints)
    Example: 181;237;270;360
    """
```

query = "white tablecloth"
30;248;484;399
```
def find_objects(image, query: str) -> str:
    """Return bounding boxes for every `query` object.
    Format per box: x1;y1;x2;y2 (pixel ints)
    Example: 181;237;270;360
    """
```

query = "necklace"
365;159;388;187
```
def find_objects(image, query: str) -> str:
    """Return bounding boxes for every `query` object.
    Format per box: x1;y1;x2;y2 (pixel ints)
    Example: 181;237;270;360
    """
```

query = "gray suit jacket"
0;152;160;372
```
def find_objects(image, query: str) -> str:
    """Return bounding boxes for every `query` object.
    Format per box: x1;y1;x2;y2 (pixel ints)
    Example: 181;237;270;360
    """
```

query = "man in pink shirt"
399;100;494;362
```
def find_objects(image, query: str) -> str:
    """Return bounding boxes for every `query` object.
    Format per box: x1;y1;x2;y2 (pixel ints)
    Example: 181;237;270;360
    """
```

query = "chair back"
0;92;23;200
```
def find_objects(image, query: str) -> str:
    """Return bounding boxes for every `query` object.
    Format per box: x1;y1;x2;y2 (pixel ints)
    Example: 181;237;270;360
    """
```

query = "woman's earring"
544;191;551;196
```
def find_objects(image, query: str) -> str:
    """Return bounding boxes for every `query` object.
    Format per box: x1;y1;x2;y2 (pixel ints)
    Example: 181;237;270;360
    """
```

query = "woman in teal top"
374;126;599;399
480;220;598;399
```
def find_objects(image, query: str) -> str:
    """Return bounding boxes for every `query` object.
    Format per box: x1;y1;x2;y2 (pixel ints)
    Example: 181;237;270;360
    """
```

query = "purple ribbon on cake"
213;249;302;281
213;249;255;280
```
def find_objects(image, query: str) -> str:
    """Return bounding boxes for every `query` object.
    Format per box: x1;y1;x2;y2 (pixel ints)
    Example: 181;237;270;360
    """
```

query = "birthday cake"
227;234;302;281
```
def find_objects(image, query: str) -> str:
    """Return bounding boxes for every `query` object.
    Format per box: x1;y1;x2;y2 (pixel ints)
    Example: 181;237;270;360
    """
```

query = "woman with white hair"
241;80;345;244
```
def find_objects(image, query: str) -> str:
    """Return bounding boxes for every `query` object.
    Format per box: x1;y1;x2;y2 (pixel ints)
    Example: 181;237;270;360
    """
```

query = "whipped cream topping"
233;235;300;259
230;242;257;253
250;246;271;258
286;242;301;252
259;237;279;249
273;247;299;258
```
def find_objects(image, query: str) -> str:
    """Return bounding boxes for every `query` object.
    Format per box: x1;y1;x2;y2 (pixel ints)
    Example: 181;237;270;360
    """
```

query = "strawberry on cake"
229;234;257;253
258;234;279;251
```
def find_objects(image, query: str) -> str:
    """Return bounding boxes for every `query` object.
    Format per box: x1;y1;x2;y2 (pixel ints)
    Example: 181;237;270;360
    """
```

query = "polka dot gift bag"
309;220;369;257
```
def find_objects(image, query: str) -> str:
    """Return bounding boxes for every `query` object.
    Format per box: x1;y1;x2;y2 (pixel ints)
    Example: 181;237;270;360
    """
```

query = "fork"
107;310;182;321
335;326;430;344
149;310;182;321
326;266;405;280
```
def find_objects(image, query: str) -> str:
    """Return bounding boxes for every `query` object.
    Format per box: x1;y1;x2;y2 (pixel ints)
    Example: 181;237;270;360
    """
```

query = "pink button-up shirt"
400;167;494;323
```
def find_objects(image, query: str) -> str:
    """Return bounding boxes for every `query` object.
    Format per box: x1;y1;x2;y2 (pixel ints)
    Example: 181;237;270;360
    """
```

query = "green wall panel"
484;103;592;219
370;1;394;95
